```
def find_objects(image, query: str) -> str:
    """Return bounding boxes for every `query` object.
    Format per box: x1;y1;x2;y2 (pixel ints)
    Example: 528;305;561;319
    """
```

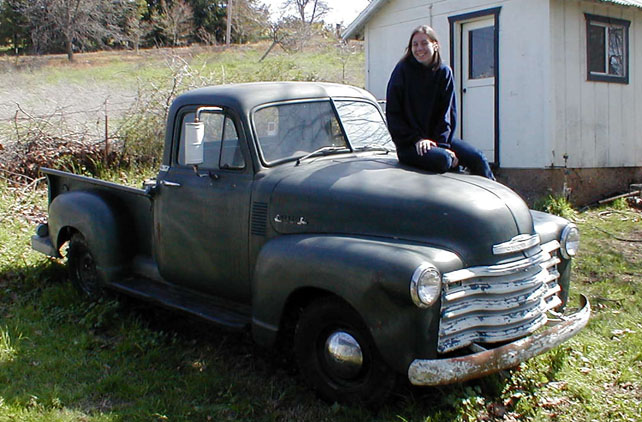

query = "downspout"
429;4;434;26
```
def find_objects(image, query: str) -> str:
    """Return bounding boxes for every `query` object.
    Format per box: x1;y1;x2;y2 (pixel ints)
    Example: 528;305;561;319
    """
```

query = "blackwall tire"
294;297;397;406
67;233;103;300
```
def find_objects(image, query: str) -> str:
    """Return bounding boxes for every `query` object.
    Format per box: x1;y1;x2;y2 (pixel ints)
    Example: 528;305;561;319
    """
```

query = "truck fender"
251;234;463;373
49;191;130;284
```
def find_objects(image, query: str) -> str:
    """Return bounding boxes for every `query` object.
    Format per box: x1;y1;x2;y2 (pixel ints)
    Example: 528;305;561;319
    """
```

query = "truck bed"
41;167;154;257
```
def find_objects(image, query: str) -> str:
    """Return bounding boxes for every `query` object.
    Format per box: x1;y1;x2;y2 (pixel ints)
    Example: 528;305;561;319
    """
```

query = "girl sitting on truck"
386;25;495;180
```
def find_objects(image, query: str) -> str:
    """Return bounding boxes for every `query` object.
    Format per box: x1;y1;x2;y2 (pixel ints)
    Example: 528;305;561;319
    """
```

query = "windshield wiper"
353;144;394;153
295;146;350;166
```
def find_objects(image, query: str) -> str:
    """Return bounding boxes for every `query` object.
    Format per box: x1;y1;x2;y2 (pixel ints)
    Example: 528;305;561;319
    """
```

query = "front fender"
251;234;463;373
49;191;130;283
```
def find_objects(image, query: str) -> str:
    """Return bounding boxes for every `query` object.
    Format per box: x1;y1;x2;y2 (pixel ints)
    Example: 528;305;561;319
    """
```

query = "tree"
231;0;270;44
19;0;130;61
151;0;194;46
189;0;226;44
281;0;328;25
0;0;29;54
121;0;150;52
274;0;329;50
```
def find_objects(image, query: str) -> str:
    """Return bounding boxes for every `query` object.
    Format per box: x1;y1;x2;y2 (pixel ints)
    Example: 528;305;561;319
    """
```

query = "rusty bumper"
408;295;590;386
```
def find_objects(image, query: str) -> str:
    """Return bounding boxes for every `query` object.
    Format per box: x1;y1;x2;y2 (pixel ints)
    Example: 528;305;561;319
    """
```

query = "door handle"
160;180;181;187
463;88;467;93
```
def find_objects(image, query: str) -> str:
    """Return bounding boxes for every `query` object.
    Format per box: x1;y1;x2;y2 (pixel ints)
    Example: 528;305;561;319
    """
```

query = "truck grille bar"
438;241;563;354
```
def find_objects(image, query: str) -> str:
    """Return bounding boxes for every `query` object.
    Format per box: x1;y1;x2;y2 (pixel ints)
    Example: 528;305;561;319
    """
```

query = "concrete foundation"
495;167;642;207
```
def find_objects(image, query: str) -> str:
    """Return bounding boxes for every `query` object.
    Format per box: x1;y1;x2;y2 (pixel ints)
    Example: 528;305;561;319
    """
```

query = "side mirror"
184;122;204;165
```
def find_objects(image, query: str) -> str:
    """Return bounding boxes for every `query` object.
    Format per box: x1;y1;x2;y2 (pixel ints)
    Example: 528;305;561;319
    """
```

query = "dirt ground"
0;46;213;138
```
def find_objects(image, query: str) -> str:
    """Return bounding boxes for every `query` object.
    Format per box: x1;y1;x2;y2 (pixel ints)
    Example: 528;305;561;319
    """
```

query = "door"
453;13;498;165
154;107;252;302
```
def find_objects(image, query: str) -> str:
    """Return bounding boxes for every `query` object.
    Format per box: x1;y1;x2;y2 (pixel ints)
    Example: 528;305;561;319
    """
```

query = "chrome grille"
438;240;563;354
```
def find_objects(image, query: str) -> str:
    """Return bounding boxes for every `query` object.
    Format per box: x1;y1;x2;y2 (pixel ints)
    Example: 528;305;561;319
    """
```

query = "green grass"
2;173;642;421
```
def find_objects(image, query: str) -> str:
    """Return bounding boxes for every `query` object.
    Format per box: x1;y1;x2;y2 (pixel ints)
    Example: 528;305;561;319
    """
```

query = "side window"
220;117;245;169
585;13;629;84
179;111;245;169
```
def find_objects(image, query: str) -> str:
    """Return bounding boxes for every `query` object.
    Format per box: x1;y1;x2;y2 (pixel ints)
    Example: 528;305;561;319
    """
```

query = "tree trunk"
226;0;232;46
66;38;74;62
259;40;278;62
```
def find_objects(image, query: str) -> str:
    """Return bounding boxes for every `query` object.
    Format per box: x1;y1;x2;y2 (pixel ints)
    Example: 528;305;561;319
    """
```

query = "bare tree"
274;0;329;51
21;0;128;62
232;0;270;44
281;0;329;25
122;0;149;53
152;0;194;47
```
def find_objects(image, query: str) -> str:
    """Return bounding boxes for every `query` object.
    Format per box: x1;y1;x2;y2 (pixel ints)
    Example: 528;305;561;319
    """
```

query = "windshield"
253;99;394;165
254;101;348;164
333;100;394;150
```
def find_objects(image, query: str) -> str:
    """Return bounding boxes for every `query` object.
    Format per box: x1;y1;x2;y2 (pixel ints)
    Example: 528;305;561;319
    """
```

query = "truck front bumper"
408;294;590;386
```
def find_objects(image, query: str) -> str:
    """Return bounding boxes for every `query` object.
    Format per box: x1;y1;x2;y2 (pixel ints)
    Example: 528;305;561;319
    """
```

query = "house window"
585;13;629;84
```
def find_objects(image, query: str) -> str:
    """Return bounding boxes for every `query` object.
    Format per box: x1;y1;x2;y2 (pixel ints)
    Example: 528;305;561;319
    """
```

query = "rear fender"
251;234;463;373
49;191;130;283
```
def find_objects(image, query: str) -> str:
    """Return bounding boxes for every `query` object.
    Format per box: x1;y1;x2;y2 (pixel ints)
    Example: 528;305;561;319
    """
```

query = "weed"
534;194;576;219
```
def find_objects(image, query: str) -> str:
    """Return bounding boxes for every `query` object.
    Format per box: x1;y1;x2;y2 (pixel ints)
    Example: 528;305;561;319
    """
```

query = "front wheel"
67;233;104;300
294;297;397;406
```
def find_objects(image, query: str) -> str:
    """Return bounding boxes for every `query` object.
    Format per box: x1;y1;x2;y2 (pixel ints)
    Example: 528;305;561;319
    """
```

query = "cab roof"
169;82;377;115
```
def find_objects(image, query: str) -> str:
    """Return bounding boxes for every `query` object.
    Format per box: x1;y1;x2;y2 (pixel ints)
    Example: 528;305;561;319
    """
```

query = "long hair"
402;25;442;70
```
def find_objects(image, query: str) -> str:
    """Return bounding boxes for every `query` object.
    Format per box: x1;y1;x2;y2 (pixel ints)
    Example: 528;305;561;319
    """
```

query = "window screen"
469;26;495;80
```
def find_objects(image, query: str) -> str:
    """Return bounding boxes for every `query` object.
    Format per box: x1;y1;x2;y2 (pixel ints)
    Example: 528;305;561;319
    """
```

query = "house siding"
551;0;642;168
497;0;551;168
363;0;556;168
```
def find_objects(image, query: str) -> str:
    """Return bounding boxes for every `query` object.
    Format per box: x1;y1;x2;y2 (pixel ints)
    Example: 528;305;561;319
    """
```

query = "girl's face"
411;32;438;65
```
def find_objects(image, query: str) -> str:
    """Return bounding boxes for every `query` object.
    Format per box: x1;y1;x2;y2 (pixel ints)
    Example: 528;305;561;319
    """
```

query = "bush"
534;195;576;219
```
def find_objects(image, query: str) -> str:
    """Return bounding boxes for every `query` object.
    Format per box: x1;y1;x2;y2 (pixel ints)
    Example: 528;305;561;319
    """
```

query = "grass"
1;171;641;421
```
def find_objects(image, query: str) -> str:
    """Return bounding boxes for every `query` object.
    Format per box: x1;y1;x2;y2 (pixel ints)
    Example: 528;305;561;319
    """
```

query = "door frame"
448;7;501;167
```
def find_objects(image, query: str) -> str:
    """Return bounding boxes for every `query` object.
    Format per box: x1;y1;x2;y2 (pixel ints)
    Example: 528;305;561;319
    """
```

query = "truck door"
154;107;252;302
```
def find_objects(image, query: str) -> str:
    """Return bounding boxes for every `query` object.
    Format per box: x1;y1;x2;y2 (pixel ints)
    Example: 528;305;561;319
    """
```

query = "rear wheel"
67;233;103;300
294;297;397;406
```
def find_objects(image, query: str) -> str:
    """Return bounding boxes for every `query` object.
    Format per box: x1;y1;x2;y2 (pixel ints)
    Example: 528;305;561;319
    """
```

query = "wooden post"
104;99;109;163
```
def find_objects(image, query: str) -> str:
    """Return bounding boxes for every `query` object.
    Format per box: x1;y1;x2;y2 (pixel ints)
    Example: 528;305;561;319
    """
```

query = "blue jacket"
385;57;456;150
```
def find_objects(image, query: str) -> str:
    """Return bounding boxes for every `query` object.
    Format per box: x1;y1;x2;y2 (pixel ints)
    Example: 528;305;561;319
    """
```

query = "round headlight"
410;263;442;308
560;224;580;259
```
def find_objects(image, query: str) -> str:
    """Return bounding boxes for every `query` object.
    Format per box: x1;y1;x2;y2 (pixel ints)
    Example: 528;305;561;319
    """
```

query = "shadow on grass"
0;259;514;421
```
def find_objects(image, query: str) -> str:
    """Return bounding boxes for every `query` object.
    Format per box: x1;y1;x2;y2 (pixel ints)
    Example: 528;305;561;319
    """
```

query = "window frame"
585;13;630;84
175;107;246;171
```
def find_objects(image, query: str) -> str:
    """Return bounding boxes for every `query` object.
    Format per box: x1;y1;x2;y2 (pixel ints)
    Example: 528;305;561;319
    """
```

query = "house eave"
595;0;642;8
342;0;642;41
341;0;392;40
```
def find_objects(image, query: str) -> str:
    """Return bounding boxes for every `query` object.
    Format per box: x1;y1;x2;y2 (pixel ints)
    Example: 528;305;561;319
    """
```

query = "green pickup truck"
32;82;590;405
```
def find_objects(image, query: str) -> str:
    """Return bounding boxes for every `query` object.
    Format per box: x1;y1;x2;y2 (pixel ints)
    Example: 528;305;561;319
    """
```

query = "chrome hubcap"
324;331;363;379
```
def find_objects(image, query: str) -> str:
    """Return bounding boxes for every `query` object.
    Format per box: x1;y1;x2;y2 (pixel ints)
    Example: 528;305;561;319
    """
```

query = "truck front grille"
438;241;562;354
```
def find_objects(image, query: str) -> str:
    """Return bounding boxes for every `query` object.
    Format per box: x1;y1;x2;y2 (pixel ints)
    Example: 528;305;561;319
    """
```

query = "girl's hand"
415;139;437;156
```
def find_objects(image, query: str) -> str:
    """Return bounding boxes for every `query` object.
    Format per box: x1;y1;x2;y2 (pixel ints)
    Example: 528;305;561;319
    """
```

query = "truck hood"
267;155;534;266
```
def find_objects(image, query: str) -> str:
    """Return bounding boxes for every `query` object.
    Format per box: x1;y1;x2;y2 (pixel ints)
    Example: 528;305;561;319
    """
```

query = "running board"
109;276;251;330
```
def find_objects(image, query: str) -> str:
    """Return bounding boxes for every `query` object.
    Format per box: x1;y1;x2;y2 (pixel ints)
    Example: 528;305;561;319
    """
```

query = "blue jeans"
397;138;495;180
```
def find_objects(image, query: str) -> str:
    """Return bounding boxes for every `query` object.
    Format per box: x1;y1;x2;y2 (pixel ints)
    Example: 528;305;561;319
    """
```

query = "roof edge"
597;0;642;8
341;0;642;40
341;0;391;40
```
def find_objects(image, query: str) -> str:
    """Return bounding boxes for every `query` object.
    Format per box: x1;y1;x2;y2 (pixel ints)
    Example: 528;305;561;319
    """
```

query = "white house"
343;0;642;205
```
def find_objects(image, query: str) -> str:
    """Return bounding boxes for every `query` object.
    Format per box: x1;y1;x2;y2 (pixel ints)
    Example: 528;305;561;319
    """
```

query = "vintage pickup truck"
32;82;590;405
